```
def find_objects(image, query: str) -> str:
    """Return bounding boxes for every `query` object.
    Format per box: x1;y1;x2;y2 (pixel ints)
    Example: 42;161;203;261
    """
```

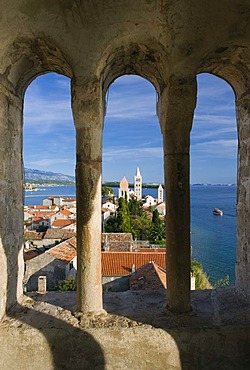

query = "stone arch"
69;40;170;313
197;45;250;298
0;36;74;319
197;44;250;98
1;36;73;98
96;40;169;98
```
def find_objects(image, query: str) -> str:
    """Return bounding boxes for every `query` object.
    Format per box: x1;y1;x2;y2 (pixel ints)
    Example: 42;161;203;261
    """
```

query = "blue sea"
25;185;236;285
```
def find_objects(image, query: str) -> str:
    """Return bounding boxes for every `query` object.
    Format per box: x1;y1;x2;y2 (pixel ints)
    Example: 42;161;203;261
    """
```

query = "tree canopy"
102;186;114;197
104;197;165;244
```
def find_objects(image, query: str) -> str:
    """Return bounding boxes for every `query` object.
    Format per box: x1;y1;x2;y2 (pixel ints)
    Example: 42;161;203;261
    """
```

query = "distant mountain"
24;168;75;183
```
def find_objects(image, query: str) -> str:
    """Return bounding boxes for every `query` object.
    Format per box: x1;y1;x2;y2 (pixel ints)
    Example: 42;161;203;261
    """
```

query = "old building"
24;237;77;291
1;1;250;368
101;233;133;251
129;261;167;290
118;176;130;200
157;184;164;203
134;167;142;200
102;251;166;291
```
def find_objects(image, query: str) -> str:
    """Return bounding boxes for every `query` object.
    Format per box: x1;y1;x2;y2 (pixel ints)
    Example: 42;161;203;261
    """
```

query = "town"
23;167;194;293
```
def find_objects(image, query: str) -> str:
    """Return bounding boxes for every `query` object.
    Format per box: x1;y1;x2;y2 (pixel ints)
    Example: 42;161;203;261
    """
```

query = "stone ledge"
1;288;250;369
4;287;249;329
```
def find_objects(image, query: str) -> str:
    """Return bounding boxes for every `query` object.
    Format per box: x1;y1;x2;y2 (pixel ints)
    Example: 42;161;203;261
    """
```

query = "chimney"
38;276;47;294
131;263;136;273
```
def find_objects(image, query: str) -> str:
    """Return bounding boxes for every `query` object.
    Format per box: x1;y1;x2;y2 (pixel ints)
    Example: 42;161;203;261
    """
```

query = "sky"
23;72;237;184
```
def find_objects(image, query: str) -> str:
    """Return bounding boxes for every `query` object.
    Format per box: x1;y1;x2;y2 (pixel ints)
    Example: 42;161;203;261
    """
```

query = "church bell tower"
134;167;142;200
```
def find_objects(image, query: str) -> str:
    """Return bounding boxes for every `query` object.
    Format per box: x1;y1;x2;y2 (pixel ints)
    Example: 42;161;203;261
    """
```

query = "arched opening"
23;72;76;293
190;73;237;287
102;74;166;292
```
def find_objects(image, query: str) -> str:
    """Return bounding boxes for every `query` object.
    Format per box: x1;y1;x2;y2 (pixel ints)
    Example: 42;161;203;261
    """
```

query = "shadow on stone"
3;302;105;370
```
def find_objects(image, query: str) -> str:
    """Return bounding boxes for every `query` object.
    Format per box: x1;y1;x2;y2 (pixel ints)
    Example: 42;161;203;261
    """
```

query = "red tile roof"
23;249;40;261
62;197;76;202
132;248;165;253
44;229;76;240
52;219;75;227
28;211;56;218
28;205;58;210
130;262;167;290
60;209;73;216
47;236;77;263
101;251;166;276
24;231;45;240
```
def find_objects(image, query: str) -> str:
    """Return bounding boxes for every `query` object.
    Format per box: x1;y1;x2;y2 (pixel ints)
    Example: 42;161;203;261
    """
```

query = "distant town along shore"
103;181;164;189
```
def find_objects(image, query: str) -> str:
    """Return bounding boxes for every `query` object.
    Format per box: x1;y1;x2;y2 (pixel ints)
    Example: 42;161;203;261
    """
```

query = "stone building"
101;233;133;252
158;184;164;203
0;1;250;368
134;166;142;200
118;175;130;200
23;237;77;291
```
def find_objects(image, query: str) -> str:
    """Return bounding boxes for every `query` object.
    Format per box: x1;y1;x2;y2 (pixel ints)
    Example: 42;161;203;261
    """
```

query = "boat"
213;208;223;216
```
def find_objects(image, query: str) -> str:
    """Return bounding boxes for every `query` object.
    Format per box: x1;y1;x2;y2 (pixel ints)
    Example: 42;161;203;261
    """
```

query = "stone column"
71;77;104;313
159;75;197;313
0;85;24;320
235;92;250;299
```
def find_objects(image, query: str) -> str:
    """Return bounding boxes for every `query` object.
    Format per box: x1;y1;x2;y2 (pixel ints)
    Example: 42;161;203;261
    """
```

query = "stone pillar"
235;92;250;299
71;77;104;313
159;75;197;313
0;85;24;320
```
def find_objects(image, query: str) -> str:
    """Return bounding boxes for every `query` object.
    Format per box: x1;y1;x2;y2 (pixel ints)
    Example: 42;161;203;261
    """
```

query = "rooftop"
44;229;76;240
47;236;77;263
101;251;166;276
52;219;76;228
130;261;167;290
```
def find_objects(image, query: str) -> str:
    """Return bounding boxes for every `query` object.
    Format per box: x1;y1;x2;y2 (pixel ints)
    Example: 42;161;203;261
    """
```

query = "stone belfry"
158;184;163;203
134;167;142;200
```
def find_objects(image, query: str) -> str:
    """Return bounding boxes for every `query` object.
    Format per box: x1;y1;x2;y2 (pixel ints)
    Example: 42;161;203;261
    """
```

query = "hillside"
24;168;75;183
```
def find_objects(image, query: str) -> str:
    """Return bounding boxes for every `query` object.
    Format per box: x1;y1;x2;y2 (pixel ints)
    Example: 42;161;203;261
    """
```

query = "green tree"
214;275;229;288
130;215;152;240
128;198;145;217
117;197;131;233
56;275;76;291
191;260;212;289
102;186;114;197
104;215;121;232
104;197;132;233
149;209;165;244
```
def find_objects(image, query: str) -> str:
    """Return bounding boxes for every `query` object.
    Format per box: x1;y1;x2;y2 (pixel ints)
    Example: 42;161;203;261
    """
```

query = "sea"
25;185;236;285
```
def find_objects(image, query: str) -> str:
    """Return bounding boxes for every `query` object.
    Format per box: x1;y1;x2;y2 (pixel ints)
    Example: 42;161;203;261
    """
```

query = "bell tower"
134;167;142;200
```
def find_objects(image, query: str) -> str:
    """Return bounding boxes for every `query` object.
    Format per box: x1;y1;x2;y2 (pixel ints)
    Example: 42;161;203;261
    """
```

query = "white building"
102;201;117;212
134;167;142;200
142;195;157;208
158;184;164;203
156;201;166;216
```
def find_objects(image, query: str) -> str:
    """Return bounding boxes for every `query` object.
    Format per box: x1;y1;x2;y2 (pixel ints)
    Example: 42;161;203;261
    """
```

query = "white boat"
213;208;223;216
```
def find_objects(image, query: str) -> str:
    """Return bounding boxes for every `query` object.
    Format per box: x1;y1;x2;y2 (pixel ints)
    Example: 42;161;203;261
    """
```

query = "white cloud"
26;158;74;167
191;139;238;158
191;126;237;141
103;146;163;161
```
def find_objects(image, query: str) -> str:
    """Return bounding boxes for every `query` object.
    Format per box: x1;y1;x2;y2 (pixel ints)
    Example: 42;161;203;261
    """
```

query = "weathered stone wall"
24;253;66;291
0;0;250;366
102;276;129;292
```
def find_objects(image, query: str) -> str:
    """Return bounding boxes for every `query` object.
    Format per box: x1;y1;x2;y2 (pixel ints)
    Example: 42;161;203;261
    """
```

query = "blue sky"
24;73;237;184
